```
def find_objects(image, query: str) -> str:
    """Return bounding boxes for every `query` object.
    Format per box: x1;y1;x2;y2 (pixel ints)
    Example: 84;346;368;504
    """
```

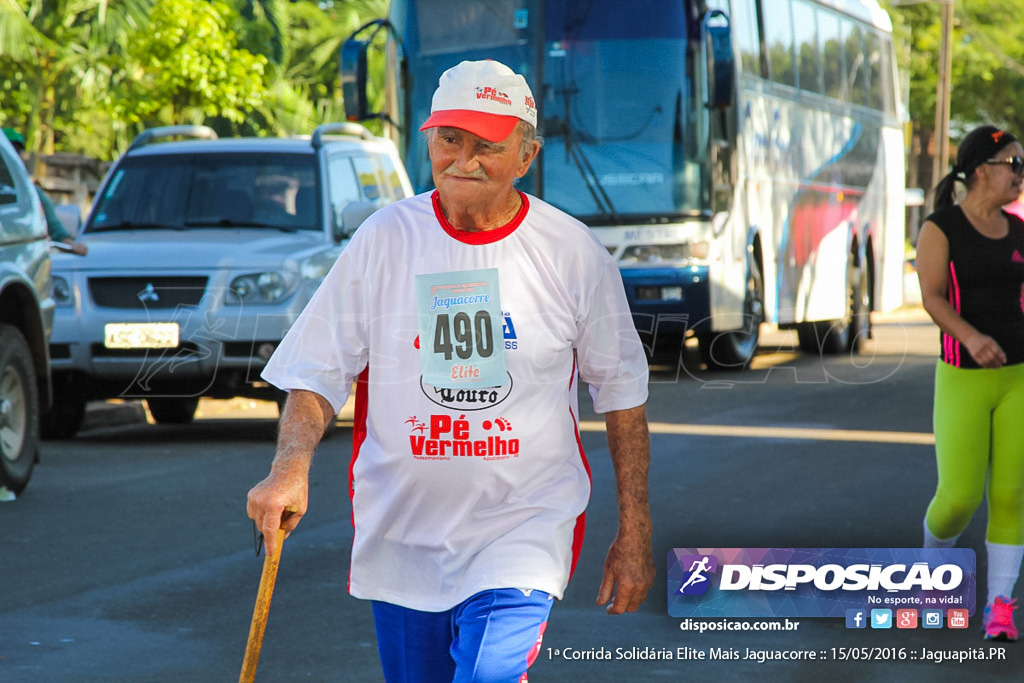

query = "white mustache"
441;164;488;181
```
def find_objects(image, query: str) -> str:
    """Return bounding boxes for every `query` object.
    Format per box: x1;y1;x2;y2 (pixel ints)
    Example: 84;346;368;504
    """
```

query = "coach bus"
342;0;907;370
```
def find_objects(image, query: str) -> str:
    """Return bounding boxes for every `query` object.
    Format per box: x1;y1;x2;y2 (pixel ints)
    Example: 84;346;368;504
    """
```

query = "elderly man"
247;59;654;682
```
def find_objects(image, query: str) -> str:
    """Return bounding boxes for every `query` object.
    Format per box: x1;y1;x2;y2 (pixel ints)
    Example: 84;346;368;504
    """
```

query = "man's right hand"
246;389;333;557
246;469;308;558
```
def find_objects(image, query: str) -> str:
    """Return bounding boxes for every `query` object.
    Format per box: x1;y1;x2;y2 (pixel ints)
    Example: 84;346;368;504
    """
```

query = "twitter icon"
871;609;893;629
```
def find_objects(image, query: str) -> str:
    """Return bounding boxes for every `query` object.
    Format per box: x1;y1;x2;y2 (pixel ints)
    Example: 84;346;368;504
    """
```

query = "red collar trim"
431;190;529;244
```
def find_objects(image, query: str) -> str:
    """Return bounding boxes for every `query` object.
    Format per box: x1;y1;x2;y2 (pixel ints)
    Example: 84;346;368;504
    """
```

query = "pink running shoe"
983;596;1018;641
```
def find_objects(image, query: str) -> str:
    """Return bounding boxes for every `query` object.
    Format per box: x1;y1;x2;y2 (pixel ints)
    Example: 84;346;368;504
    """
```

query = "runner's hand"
597;530;656;614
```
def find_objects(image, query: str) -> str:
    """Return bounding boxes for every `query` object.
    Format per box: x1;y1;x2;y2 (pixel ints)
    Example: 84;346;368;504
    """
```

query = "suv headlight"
227;272;298;305
53;275;73;306
619;241;709;264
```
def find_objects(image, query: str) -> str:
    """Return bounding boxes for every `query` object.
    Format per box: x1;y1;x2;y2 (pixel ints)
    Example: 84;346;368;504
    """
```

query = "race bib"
415;268;507;388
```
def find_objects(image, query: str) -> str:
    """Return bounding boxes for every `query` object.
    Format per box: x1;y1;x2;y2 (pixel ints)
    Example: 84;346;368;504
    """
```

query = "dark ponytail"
933;125;1018;210
933;169;960;210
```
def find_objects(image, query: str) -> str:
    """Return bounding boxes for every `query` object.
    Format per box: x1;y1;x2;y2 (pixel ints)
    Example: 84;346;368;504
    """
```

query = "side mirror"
333;200;379;241
340;39;370;122
703;10;735;110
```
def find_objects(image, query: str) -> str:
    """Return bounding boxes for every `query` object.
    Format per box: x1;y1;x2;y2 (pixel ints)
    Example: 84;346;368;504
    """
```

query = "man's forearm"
605;404;652;526
271;389;335;474
597;403;655;613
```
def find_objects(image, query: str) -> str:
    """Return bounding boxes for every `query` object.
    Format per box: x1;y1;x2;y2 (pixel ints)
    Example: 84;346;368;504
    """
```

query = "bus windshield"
542;0;705;224
398;0;706;224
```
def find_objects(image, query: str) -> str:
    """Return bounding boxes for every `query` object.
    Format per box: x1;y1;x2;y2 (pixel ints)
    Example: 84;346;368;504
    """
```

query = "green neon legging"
925;361;1024;545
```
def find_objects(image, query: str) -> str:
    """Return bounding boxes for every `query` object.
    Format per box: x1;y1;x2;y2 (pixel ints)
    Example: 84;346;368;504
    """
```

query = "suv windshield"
88;153;319;233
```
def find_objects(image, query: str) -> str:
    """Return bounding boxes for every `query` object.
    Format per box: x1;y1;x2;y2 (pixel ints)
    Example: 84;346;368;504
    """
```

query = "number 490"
433;311;494;360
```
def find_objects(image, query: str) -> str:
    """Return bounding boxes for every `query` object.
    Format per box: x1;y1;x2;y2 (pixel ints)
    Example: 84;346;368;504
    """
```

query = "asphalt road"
1;309;1020;682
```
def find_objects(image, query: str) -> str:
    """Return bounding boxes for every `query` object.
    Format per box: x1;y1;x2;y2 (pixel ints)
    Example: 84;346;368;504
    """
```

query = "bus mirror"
703;10;735;109
341;39;370;121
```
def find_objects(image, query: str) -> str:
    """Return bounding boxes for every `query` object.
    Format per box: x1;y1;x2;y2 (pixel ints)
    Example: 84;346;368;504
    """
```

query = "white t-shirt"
263;190;648;611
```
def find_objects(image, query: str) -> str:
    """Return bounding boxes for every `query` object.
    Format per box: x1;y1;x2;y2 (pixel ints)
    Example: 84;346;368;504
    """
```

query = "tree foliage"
884;0;1024;185
115;0;268;131
0;0;153;159
0;0;386;161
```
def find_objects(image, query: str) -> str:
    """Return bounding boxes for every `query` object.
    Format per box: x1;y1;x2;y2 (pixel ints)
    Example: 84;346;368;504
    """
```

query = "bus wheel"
698;257;764;371
800;263;868;355
849;264;871;352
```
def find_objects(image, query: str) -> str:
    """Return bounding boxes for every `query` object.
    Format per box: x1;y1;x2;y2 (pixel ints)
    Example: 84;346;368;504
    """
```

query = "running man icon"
678;556;713;595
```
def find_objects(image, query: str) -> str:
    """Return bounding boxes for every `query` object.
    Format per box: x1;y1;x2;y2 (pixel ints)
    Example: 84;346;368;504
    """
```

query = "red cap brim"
419;110;519;142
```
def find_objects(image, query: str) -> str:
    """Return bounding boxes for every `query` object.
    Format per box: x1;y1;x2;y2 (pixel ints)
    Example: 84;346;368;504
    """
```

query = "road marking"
578;421;934;445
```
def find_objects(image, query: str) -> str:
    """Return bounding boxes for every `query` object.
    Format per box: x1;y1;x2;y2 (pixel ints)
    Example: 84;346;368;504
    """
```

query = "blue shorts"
371;588;554;683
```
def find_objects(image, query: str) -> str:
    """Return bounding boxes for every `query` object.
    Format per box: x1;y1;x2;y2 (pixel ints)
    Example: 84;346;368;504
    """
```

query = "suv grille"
89;277;209;309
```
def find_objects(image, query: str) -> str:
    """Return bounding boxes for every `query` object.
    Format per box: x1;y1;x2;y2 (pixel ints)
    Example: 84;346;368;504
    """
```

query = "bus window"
414;0;536;55
733;0;763;76
844;23;867;106
540;0;698;220
865;31;892;114
794;0;821;94
762;0;795;88
819;8;844;101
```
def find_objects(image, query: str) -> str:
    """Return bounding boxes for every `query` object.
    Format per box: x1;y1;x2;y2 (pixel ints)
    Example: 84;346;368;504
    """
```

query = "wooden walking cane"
240;506;297;683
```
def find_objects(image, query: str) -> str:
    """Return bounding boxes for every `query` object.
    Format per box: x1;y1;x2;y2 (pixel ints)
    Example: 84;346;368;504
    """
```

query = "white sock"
923;519;959;548
985;541;1024;606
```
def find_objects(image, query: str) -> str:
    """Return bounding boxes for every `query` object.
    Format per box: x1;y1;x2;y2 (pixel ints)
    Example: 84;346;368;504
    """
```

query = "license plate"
104;322;180;349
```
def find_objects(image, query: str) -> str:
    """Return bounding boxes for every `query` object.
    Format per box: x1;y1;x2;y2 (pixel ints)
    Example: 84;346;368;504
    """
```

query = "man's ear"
516;141;541;178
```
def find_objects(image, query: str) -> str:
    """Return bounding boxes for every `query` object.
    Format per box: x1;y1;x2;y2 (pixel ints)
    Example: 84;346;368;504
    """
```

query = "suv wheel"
146;397;200;424
0;324;40;494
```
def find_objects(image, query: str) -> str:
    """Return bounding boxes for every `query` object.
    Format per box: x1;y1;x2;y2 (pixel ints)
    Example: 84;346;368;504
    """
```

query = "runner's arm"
597;404;656;614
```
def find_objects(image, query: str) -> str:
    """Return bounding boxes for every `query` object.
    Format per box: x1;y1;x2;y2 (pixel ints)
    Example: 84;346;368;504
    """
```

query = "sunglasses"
985;156;1024;174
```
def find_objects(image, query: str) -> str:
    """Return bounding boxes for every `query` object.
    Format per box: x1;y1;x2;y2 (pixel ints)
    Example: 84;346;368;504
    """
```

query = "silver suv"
0;133;52;492
47;123;412;437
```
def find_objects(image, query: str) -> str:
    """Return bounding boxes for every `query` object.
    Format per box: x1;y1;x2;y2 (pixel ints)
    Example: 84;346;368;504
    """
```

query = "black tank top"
926;206;1024;368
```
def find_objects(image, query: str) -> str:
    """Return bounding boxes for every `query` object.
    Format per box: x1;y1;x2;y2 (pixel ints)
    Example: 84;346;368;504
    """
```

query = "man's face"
428;126;537;207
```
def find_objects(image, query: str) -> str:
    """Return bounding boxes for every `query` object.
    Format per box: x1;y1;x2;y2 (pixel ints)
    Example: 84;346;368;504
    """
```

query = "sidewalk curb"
81;400;148;432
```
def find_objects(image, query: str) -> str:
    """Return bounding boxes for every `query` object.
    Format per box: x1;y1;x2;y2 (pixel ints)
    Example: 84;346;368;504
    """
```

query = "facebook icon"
846;609;867;629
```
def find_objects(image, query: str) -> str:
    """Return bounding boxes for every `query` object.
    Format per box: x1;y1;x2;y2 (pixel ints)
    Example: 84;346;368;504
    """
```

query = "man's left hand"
597;527;656;614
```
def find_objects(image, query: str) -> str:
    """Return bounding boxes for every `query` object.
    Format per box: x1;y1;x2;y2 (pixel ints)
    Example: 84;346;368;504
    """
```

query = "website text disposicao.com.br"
678;618;801;633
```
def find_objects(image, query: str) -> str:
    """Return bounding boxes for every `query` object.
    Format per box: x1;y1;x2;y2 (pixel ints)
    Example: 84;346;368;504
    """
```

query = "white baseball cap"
419;60;537;142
